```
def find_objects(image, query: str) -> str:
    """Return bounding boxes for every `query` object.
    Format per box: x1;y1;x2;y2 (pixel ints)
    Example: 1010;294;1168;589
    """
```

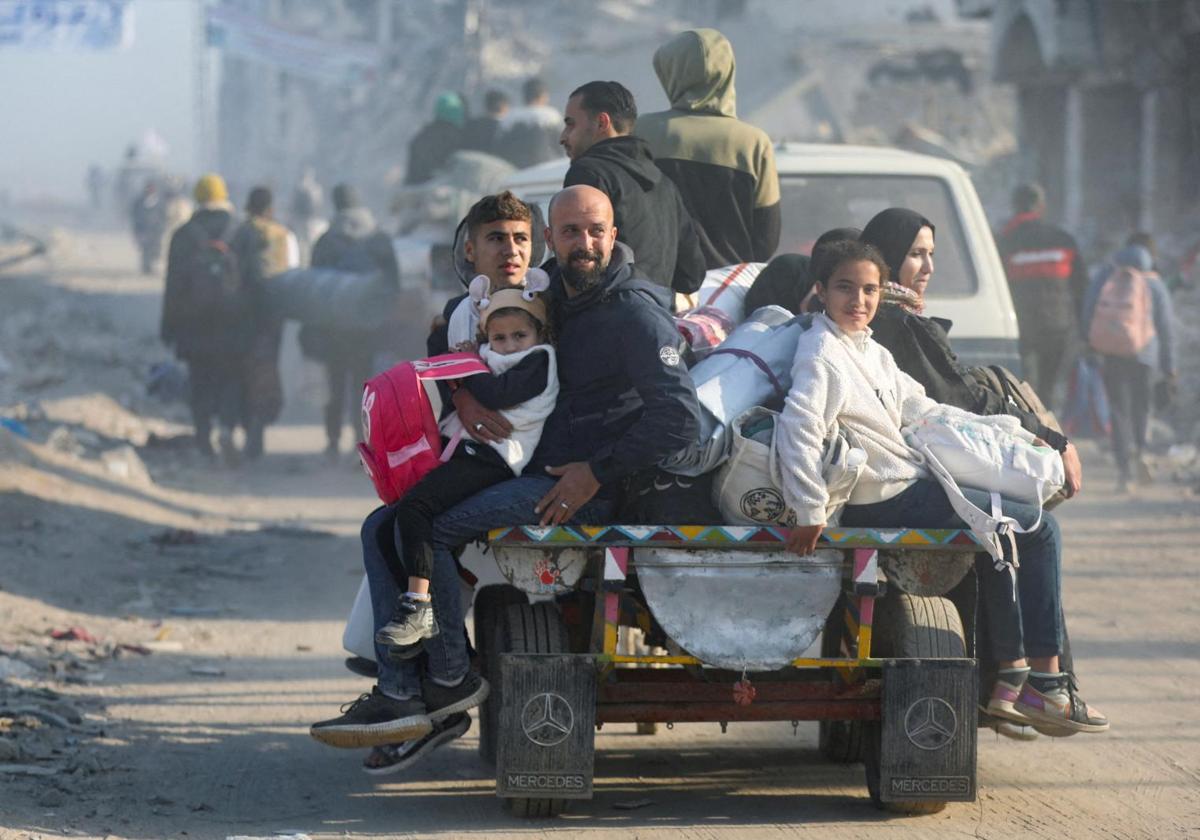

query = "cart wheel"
818;594;864;763
863;592;966;815
497;602;571;818
475;585;528;764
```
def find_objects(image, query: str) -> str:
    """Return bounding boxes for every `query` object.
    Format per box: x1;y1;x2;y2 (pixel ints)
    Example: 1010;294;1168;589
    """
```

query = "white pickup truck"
504;142;1020;370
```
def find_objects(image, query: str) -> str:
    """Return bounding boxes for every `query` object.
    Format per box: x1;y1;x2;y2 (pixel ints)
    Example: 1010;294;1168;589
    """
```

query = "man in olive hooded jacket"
638;28;781;269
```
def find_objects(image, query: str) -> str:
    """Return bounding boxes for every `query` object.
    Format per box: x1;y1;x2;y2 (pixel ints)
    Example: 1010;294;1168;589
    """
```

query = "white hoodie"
776;314;1030;526
439;343;558;476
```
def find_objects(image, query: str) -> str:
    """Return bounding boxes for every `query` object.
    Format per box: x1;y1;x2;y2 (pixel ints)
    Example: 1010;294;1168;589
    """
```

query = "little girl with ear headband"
446;266;551;350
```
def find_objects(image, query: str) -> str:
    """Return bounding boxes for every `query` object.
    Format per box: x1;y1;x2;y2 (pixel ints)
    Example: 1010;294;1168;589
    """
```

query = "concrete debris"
0;763;58;776
100;444;152;485
0;655;36;680
46;426;84;456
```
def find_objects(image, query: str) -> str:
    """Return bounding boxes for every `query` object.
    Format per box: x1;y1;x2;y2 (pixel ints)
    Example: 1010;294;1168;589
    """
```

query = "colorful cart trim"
487;524;983;550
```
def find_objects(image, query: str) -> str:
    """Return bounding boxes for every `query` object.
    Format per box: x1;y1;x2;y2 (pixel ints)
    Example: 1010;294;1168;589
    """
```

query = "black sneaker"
343;656;379;679
422;671;490;722
310;687;432;749
361;713;471;776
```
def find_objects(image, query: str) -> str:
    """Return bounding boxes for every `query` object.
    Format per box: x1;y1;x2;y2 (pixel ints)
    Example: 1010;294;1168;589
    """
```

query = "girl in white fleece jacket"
776;239;1107;736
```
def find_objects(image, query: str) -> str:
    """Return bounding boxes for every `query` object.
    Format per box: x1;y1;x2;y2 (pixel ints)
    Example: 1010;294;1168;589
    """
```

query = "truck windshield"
778;175;978;297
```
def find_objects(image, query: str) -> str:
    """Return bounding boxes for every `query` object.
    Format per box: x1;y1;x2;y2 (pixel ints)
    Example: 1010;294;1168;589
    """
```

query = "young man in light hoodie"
776;239;1108;737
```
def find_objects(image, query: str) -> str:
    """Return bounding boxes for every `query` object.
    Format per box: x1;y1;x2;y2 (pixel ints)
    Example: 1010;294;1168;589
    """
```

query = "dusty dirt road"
1;226;1198;840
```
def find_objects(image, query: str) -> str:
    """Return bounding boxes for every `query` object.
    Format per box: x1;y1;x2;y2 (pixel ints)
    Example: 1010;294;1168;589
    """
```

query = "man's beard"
561;248;608;292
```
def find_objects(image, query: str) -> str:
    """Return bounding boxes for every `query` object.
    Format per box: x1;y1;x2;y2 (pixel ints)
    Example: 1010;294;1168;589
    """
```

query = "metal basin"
493;545;589;596
635;548;843;671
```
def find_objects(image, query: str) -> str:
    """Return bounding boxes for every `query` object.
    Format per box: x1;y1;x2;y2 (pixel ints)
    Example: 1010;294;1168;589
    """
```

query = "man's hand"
452;388;512;443
535;462;601;526
786;524;824;556
1061;441;1083;498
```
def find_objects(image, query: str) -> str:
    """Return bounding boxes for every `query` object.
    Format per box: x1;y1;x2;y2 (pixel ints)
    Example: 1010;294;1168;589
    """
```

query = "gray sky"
0;0;198;203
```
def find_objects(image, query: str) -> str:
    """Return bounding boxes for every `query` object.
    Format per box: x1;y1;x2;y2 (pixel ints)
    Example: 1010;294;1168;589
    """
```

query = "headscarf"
861;208;935;315
743;253;809;315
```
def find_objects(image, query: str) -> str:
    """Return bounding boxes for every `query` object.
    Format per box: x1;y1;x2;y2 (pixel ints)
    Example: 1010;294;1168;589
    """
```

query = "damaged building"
990;0;1200;250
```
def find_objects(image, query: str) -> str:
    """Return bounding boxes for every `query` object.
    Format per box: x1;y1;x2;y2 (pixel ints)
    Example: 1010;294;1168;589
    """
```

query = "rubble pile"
0;638;113;788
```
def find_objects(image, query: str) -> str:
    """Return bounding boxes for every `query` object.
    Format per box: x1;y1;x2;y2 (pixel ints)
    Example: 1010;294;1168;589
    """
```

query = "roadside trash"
169;606;223;617
0;417;29;438
0;656;35;680
146;361;189;403
48;627;99;644
0;763;58;776
151;529;202;547
46;426;84;456
1168;444;1197;468
140;640;184;653
188;666;226;677
613;798;655;810
100;445;151;484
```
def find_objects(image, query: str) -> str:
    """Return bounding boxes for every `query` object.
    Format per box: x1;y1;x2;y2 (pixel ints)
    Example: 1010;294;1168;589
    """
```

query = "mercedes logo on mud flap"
904;697;958;750
521;692;575;747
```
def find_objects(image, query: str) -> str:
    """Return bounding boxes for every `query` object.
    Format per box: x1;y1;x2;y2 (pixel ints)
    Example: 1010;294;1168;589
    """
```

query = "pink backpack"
1087;266;1156;357
357;353;489;504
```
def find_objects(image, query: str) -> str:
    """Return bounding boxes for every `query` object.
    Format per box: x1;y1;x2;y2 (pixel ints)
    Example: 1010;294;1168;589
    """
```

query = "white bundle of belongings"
661;306;806;476
675;262;766;324
261;268;396;330
903;410;1064;567
713;406;867;527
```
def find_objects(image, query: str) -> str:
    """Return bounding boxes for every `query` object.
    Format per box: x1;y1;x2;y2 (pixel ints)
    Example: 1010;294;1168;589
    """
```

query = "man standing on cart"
310;185;701;767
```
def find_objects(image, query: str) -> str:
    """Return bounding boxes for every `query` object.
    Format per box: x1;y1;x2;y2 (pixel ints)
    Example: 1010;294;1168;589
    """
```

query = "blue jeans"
366;475;614;698
840;479;1064;661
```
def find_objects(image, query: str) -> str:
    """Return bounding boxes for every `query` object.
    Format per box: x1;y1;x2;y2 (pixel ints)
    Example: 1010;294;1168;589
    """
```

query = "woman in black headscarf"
743;227;862;316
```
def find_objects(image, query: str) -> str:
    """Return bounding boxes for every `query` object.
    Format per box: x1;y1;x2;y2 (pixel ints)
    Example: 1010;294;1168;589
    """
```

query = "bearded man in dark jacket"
310;186;701;752
561;80;705;300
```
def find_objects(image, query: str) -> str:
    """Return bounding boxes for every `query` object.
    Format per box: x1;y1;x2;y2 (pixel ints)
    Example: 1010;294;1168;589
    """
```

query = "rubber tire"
497;602;570;818
818;595;865;763
863;592;967;815
475;585;528;764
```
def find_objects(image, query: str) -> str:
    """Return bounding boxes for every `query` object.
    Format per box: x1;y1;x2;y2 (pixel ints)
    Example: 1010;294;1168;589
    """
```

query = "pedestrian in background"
1082;243;1176;493
232;186;299;460
160;174;246;461
301;183;399;458
461;89;511;159
996;183;1089;408
406;92;466;186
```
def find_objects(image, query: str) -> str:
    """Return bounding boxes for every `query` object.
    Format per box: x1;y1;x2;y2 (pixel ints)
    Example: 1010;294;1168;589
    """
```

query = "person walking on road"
560;79;705;297
996;183;1089;407
130;179;167;275
301;184;400;457
1082;243;1176;493
160;174;247;461
231;186;299;460
637;28;781;269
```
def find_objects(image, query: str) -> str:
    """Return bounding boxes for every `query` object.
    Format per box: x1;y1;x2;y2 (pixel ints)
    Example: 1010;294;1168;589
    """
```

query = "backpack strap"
708;347;787;399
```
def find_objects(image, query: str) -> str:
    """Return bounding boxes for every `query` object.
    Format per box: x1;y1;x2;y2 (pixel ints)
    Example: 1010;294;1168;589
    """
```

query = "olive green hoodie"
638;28;780;269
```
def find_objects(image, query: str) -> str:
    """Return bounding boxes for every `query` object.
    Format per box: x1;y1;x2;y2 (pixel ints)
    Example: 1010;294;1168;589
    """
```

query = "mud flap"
880;659;977;803
497;653;596;801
